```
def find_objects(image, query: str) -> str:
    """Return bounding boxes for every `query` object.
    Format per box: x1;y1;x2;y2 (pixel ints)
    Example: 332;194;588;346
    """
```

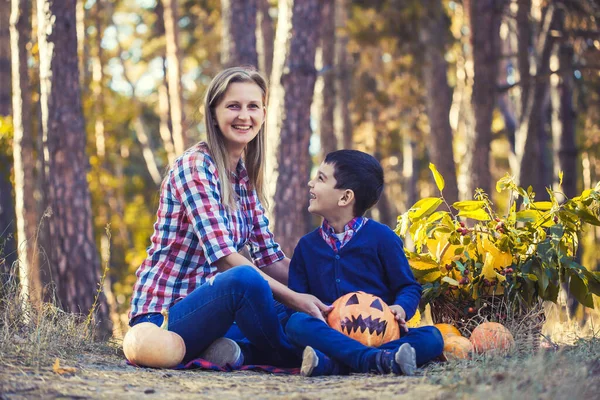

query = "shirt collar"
321;216;367;236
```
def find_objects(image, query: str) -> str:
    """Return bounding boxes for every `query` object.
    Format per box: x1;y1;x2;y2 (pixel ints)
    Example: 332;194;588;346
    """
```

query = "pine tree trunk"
161;0;186;155
10;0;41;299
466;0;505;196
1;0;17;282
550;9;576;199
221;0;258;68
271;0;322;255
36;0;111;336
315;0;337;160
420;0;459;204
516;4;555;195
334;0;352;149
256;0;274;78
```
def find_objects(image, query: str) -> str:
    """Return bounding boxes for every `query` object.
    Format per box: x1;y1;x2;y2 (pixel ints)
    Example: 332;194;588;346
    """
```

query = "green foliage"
396;167;600;311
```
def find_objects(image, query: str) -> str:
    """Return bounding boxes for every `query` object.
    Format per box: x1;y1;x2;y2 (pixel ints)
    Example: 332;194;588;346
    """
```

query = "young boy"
285;150;444;376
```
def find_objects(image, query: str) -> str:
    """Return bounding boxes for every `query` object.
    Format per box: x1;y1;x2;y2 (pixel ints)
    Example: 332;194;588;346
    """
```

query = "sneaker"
300;346;342;377
374;343;417;375
199;338;244;368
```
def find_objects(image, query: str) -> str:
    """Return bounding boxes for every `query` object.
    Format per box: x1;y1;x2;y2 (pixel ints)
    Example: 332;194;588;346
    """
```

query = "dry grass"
0;271;117;371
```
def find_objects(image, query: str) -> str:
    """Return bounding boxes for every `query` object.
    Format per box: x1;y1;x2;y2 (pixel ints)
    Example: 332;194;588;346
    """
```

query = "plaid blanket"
127;358;300;375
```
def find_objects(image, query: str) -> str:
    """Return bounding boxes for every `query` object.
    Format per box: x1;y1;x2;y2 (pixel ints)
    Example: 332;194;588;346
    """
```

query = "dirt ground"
0;352;446;400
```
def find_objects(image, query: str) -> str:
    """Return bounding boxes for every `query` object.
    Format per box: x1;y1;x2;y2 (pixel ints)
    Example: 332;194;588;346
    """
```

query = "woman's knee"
220;265;267;291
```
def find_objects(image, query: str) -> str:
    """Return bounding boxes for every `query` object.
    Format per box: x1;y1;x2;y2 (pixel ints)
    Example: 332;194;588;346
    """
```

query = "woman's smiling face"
214;81;266;152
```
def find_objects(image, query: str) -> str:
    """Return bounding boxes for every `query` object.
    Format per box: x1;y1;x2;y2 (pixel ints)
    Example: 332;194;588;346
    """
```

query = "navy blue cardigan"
288;220;422;320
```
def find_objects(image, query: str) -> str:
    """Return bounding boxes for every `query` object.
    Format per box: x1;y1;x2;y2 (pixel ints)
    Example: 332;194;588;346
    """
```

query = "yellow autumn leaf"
408;197;443;220
452;200;486;211
531;201;553;211
457;208;491;221
481;253;507;282
476;237;513;270
559;171;563;186
429;163;445;192
407;309;422;328
422;270;442;283
53;358;77;375
409;257;439;271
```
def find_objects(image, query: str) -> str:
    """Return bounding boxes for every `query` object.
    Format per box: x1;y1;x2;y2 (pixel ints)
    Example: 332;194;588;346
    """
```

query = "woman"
129;67;330;368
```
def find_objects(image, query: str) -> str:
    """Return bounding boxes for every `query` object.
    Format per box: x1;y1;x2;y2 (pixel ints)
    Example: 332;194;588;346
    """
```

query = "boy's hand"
293;293;333;322
389;305;408;333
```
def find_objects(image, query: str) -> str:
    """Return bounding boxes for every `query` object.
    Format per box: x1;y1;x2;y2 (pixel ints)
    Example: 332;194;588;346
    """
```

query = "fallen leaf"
53;358;77;375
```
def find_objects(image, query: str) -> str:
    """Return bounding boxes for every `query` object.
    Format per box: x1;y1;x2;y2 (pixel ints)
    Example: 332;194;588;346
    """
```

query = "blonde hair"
204;66;268;209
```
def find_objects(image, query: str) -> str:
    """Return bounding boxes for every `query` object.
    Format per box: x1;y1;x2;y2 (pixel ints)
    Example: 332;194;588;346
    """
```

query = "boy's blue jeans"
130;265;301;367
286;311;444;373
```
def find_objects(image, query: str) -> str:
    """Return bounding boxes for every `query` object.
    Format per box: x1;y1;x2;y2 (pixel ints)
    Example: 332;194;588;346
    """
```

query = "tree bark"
221;0;258;69
10;0;41;299
256;0;274;78
334;0;352;149
420;0;459;204
315;0;337;161
516;4;555;195
1;0;17;282
36;0;111;335
271;0;322;255
161;0;186;155
465;0;505;196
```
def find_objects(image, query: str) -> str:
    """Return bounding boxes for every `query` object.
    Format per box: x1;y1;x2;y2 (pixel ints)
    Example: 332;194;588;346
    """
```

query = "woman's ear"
339;189;355;207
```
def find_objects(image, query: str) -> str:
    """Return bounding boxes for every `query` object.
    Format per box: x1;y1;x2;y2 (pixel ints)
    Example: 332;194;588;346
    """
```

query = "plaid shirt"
318;217;368;252
130;142;285;319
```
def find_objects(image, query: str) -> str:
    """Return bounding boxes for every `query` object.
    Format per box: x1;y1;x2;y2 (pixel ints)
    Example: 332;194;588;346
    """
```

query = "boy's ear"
338;189;355;207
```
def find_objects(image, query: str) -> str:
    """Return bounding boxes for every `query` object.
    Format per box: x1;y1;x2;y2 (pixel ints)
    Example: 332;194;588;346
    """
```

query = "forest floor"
1;333;599;400
1;284;599;400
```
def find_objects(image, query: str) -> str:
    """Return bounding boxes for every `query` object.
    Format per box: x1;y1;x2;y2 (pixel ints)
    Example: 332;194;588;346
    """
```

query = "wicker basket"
429;295;546;351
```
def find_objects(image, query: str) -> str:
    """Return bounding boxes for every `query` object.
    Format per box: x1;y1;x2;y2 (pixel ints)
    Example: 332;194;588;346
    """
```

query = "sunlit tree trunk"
465;0;505;196
256;0;274;78
36;0;111;336
550;8;576;199
0;0;17;282
516;4;555;196
221;0;258;68
314;0;337;161
334;0;352;149
420;0;458;204
270;0;321;255
10;0;41;299
161;0;186;154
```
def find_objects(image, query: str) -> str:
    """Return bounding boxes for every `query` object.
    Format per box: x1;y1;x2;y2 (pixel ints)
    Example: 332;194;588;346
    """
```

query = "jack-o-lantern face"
327;291;400;347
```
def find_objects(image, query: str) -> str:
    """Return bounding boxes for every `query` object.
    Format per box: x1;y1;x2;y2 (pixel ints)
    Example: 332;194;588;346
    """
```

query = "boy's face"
307;162;348;218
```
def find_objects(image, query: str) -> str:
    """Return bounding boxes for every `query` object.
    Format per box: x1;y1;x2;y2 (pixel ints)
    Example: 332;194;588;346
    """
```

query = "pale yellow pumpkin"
123;310;186;368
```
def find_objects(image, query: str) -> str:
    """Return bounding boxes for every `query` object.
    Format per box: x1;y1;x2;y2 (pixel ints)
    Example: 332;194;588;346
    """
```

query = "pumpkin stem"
160;309;170;330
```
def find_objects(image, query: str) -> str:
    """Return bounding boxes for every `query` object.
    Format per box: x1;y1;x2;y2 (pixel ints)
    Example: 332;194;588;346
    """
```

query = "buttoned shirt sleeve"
170;151;238;265
248;196;285;268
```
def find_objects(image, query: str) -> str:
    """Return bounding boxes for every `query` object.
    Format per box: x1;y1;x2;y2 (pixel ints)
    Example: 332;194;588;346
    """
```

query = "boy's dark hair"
324;150;384;217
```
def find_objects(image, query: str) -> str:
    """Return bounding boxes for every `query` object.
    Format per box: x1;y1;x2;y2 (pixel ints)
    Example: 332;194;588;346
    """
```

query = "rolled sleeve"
248;197;285;268
171;152;238;265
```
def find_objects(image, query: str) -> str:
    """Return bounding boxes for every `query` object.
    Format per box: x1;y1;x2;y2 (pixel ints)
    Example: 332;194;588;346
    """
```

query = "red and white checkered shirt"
129;142;285;319
318;217;368;252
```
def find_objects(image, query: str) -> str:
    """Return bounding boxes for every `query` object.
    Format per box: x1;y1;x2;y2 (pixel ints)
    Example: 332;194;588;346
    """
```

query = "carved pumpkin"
327;291;400;347
443;335;474;360
123;310;186;368
470;321;514;354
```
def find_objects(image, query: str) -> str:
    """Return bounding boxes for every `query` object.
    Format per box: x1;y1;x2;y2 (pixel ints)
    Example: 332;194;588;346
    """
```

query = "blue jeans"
286;312;444;373
130;266;301;367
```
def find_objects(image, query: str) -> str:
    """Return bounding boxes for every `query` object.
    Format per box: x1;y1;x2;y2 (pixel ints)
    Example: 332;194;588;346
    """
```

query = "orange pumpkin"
470;321;514;354
443;335;474;360
434;323;461;339
123;309;186;368
327;291;400;347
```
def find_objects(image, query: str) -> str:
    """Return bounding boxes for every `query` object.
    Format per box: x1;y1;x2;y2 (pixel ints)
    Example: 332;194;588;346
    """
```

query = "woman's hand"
292;293;333;322
389;305;408;333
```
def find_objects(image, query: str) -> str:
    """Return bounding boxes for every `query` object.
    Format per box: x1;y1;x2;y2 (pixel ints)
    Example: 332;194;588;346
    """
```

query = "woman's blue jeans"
130;265;301;367
286;311;444;373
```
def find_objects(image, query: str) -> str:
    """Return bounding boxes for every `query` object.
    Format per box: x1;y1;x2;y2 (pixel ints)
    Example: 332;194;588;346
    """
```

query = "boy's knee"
422;325;445;353
285;312;311;340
